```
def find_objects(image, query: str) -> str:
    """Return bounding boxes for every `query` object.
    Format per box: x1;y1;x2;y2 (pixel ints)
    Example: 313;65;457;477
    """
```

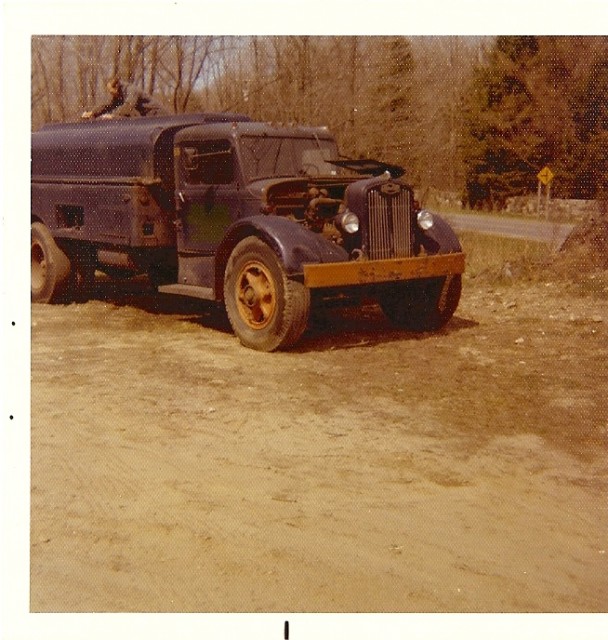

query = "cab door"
174;138;240;288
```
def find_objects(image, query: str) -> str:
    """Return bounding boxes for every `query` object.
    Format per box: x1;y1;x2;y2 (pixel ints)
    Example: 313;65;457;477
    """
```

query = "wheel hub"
243;285;258;307
235;261;277;329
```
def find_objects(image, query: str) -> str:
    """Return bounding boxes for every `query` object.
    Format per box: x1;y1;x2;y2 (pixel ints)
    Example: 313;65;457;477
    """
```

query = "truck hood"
245;177;310;200
327;158;405;178
245;174;363;202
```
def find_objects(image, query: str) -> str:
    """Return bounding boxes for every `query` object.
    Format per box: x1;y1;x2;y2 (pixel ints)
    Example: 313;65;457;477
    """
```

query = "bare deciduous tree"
31;35;490;198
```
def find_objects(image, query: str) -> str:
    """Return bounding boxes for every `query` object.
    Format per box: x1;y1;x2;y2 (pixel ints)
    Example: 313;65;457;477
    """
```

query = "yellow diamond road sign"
537;166;554;185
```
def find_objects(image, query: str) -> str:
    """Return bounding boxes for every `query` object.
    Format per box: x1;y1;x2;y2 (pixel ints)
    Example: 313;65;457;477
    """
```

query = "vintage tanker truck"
31;112;465;351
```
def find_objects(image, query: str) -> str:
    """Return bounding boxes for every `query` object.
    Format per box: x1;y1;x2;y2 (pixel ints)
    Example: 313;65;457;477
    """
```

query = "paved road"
442;212;575;248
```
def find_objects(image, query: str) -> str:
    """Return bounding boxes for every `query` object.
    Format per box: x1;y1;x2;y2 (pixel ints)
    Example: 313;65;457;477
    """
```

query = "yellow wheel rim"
235;260;277;329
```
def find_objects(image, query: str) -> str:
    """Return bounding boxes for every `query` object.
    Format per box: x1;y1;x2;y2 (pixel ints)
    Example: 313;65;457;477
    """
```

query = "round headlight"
417;209;434;231
337;211;360;234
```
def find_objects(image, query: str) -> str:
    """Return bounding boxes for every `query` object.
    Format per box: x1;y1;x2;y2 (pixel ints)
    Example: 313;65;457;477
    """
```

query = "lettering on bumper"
303;252;465;288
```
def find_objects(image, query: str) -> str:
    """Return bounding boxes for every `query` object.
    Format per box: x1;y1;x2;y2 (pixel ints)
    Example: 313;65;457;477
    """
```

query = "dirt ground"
30;272;608;613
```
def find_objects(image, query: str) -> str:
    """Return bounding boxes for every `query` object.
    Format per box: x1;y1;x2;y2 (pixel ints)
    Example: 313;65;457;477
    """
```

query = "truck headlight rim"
336;210;360;234
417;209;434;231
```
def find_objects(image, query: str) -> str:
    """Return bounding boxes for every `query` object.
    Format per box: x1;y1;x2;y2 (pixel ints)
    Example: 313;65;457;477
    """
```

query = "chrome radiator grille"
366;187;413;260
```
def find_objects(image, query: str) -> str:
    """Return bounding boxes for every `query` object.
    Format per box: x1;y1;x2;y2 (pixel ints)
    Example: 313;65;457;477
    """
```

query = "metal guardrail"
443;212;575;249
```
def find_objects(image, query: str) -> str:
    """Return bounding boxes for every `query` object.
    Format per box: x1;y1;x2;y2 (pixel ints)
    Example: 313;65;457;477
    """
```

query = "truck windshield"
239;135;339;182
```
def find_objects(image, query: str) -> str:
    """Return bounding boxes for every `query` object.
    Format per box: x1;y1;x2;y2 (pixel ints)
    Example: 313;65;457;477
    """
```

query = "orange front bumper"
303;252;465;289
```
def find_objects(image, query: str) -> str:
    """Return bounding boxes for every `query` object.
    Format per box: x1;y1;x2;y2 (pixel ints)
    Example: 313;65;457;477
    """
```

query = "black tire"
31;222;72;303
379;274;462;332
224;237;310;351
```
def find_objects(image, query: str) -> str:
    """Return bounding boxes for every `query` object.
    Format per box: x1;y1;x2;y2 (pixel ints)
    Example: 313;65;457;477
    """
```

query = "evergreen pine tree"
463;36;608;208
463;36;543;209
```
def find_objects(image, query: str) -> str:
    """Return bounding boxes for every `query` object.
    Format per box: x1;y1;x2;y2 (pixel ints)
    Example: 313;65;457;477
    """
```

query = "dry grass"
459;232;551;281
460;230;608;298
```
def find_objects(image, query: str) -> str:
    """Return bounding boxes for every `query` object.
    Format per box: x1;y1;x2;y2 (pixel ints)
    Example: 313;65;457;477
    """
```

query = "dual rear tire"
31;222;95;303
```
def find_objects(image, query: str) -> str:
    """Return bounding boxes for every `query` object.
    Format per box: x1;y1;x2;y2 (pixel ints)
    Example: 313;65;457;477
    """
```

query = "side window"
181;139;234;185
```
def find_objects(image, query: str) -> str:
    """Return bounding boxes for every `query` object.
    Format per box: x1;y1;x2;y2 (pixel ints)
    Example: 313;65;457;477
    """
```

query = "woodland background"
31;35;608;209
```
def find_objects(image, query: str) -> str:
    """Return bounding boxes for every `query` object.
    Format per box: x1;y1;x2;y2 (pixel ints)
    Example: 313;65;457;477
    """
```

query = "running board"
157;283;215;300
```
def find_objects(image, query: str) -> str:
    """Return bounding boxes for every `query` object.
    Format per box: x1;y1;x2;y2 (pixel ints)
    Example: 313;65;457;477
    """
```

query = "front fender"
215;216;349;291
420;213;462;254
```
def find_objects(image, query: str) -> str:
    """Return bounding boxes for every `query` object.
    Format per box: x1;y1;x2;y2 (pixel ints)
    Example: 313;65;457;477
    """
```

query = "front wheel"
224;237;310;351
379;274;462;332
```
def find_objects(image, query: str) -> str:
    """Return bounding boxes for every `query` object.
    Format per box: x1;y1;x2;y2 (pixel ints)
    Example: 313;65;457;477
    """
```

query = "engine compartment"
262;177;363;246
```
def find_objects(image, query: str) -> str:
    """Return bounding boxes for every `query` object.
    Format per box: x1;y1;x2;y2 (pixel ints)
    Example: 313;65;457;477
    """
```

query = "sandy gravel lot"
30;275;608;612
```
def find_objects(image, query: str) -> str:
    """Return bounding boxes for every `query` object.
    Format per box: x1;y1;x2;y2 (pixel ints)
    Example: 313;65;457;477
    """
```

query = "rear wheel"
224;237;310;351
379;274;462;332
31;222;72;303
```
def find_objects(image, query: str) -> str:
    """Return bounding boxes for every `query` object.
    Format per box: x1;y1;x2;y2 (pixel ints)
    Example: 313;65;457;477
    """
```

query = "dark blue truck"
31;113;465;351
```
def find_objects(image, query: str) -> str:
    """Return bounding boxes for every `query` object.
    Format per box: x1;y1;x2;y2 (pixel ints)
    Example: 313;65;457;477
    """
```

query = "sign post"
537;166;554;218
